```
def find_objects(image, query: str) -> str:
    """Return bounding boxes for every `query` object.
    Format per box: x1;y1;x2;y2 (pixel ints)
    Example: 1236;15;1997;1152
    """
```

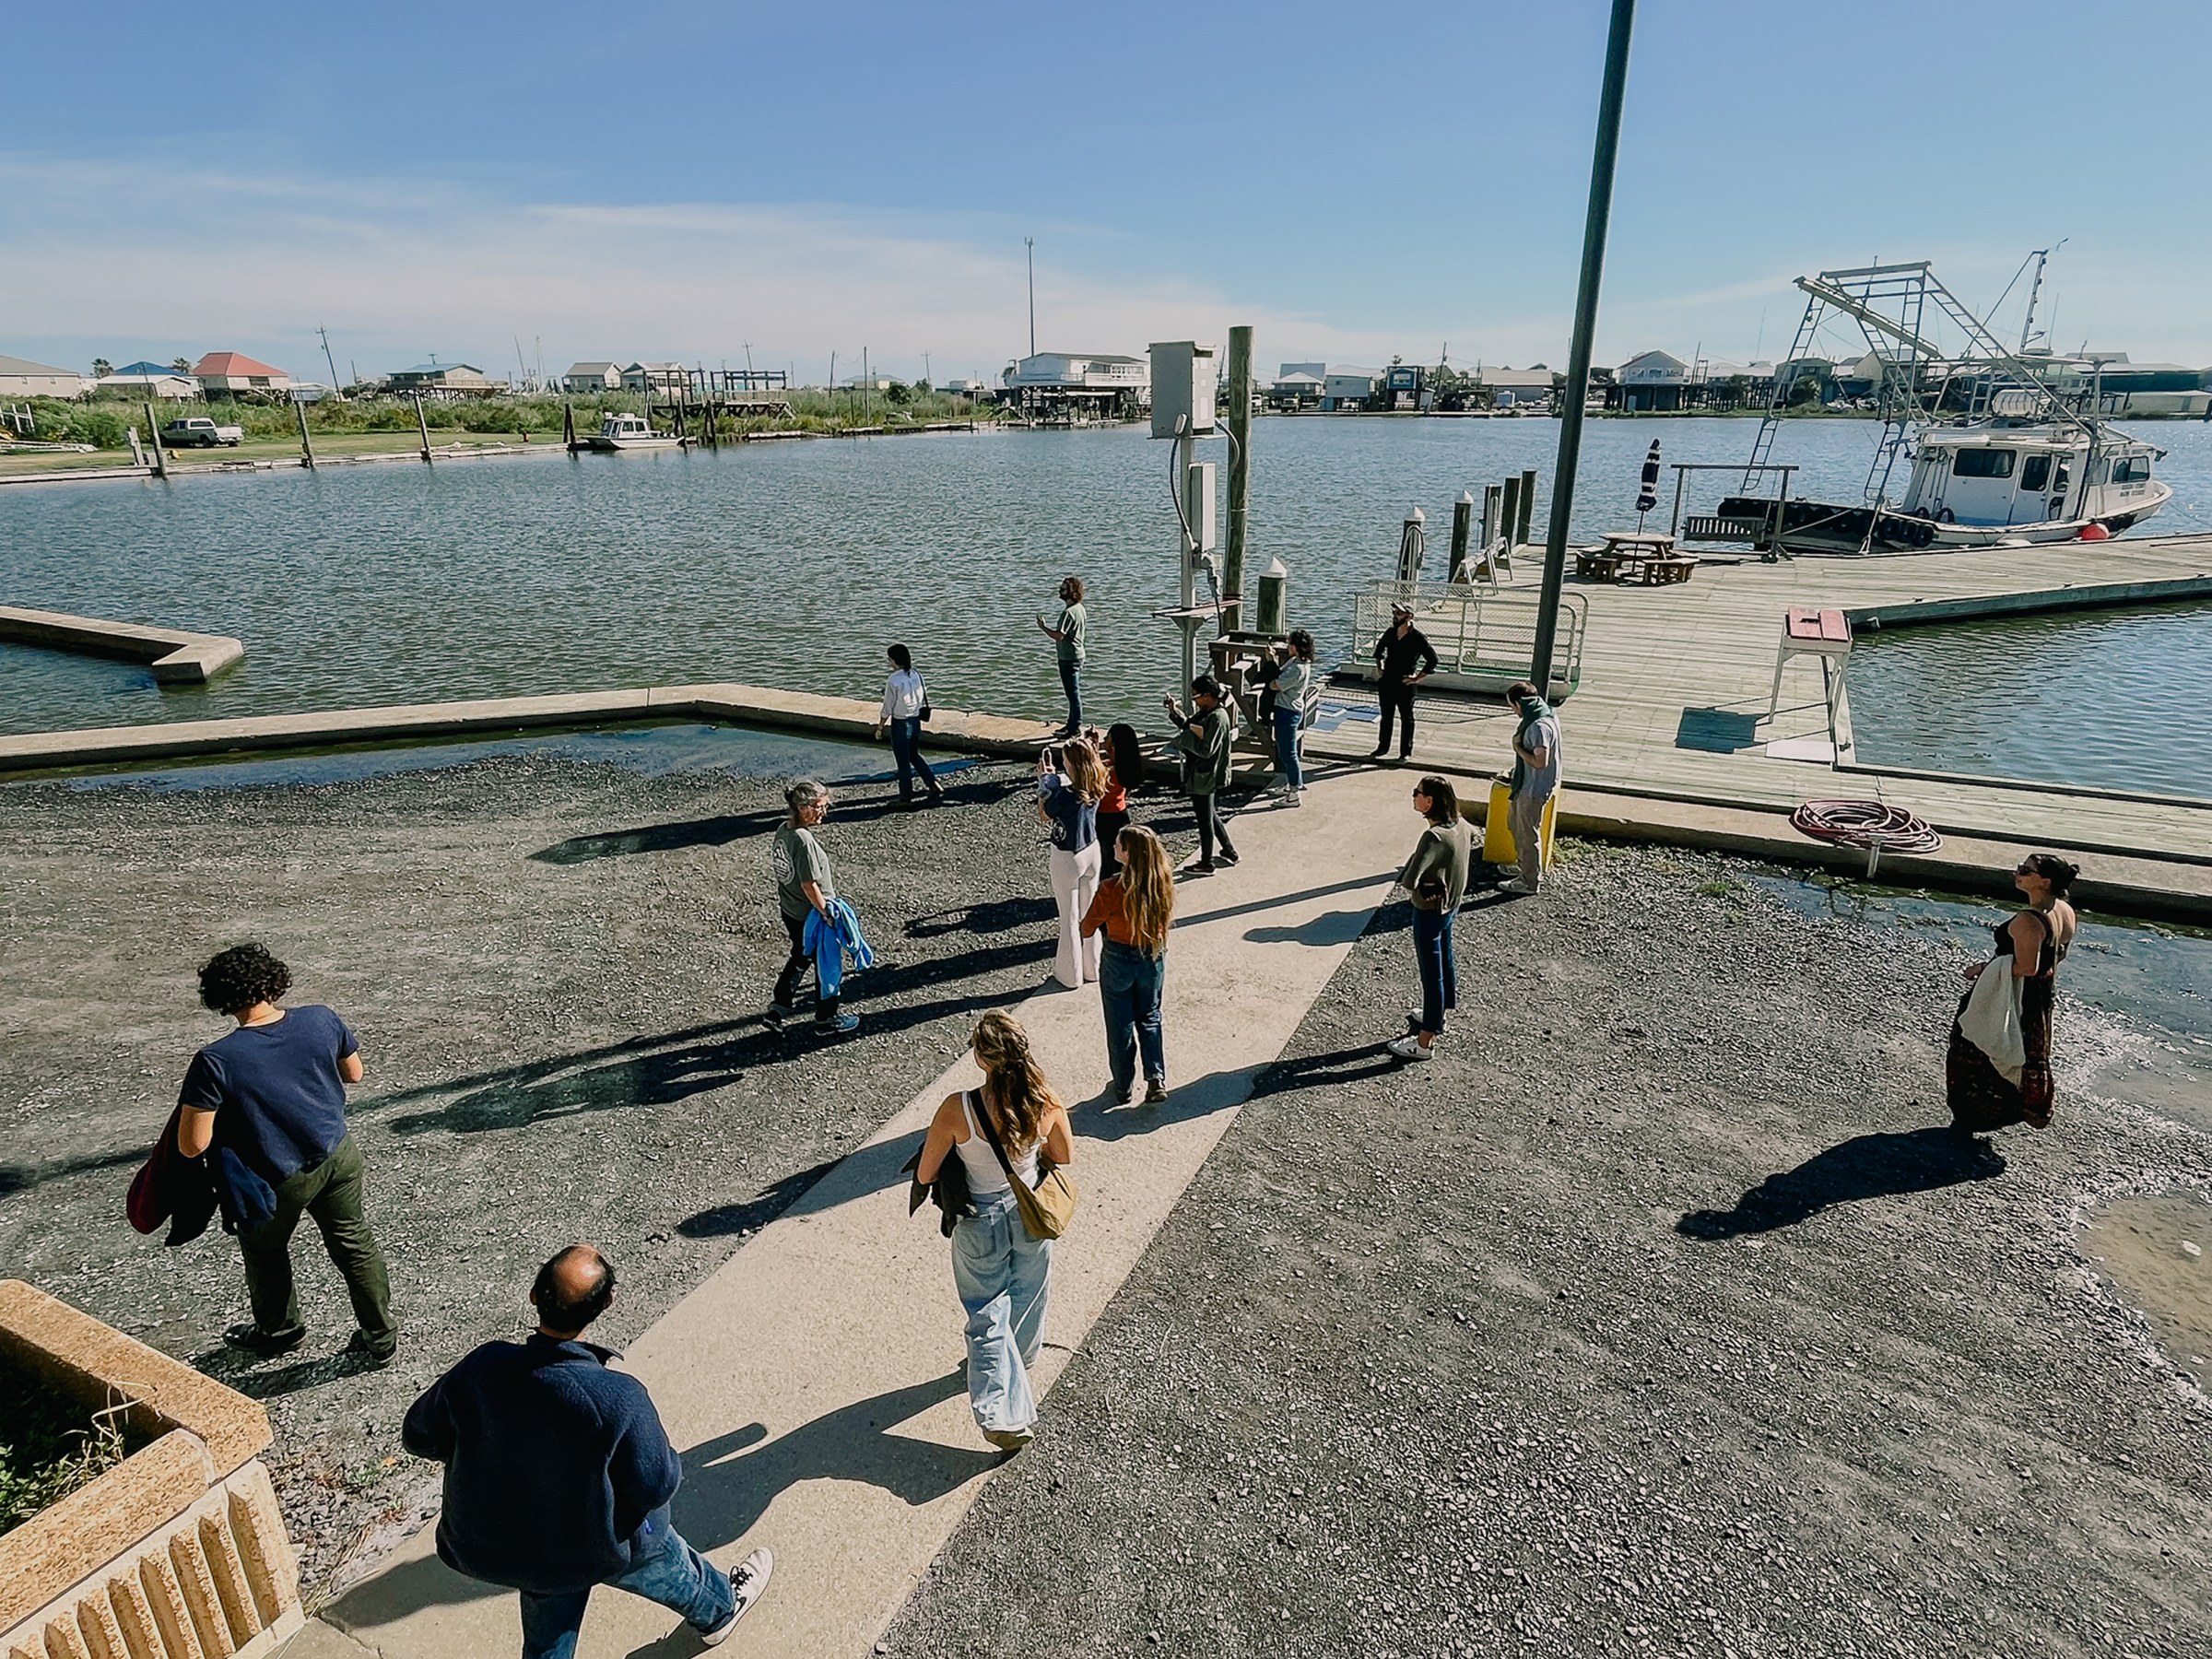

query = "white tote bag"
1958;959;2026;1083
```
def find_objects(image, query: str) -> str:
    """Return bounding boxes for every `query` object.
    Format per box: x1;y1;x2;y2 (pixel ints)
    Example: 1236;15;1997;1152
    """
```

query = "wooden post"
562;401;576;450
145;403;166;477
1499;474;1523;560
413;394;433;464
1482;482;1502;552
1517;466;1538;546
127;424;146;468
294;397;316;468
1223;324;1254;622
1449;489;1473;581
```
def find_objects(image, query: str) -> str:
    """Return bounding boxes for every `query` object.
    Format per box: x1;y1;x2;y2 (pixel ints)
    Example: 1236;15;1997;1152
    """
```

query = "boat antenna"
2018;240;2065;353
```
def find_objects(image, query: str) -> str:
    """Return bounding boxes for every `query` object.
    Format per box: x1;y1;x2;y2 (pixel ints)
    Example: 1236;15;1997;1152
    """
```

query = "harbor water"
5;416;2210;792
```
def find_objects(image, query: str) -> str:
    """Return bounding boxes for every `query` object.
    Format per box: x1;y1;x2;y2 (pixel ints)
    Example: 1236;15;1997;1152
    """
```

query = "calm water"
6;416;2211;760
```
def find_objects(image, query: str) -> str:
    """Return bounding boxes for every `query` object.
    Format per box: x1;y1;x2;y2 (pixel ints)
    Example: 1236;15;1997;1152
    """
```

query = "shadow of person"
1244;907;1375;947
668;1370;998;1553
1677;1126;2006;1241
1246;1043;1404;1099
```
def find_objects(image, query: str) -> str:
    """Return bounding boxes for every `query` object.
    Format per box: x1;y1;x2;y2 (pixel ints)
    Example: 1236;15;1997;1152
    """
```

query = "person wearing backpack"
912;1012;1075;1451
1164;675;1239;874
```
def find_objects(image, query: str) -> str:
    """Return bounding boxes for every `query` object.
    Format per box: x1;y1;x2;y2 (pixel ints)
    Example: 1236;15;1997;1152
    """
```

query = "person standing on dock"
174;944;398;1367
1038;738;1105;989
874;642;946;809
1036;576;1088;737
1271;629;1320;806
1165;676;1239;874
1500;680;1561;896
768;781;859;1035
1387;777;1472;1063
1370;605;1438;762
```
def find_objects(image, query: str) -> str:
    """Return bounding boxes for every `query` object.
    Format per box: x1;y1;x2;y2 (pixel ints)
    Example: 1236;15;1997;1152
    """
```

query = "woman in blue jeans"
1270;629;1319;806
913;1011;1074;1450
873;642;945;808
1387;776;1472;1063
1080;824;1176;1103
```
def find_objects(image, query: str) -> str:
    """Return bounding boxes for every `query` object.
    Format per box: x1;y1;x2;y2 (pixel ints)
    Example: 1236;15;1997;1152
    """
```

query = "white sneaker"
1284;790;1302;807
701;1547;774;1645
1499;877;1539;896
1385;1034;1435;1062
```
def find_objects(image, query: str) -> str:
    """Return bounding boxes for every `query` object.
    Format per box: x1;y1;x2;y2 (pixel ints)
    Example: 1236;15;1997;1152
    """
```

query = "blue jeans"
1272;705;1304;789
888;715;937;799
516;1526;735;1659
1100;939;1166;1092
1412;905;1456;1036
1058;659;1083;731
951;1192;1053;1434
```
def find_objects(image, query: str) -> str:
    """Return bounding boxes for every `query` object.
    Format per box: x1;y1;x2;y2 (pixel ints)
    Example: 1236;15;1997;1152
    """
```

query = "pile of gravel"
0;752;1124;1601
884;841;2211;1657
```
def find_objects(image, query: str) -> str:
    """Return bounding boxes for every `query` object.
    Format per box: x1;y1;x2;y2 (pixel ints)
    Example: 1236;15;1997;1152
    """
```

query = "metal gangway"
1347;579;1586;700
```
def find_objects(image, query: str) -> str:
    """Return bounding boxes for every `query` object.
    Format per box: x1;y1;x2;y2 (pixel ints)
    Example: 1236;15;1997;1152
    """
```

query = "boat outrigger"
1689;260;2170;556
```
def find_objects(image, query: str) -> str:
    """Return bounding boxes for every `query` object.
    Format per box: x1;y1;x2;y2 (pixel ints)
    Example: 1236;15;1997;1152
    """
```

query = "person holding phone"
1035;576;1088;737
1038;737;1105;987
1164;676;1239;874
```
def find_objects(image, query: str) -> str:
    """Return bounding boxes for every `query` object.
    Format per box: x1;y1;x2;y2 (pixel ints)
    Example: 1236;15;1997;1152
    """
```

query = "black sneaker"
765;1002;794;1026
1217;849;1240;866
1183;862;1217;877
346;1331;398;1369
223;1324;305;1359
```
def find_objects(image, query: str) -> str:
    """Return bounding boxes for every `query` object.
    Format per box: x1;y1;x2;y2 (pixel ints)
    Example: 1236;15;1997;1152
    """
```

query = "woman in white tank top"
915;1012;1074;1451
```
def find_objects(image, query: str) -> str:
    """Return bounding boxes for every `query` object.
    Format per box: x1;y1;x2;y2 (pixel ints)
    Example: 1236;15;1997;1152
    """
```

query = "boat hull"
588;435;687;452
1712;484;2171;555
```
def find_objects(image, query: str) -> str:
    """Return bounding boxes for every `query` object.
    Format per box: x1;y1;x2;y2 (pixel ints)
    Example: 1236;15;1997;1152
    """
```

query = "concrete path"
287;762;1415;1658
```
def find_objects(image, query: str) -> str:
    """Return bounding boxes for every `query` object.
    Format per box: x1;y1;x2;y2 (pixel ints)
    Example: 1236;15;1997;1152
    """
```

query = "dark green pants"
237;1135;396;1350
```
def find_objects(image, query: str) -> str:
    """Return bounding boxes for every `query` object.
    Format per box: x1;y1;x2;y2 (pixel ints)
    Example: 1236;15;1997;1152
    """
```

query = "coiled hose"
1790;799;1943;858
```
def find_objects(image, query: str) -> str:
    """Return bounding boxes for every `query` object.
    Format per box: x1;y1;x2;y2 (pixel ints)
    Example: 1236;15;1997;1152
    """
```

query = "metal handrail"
1349;580;1586;695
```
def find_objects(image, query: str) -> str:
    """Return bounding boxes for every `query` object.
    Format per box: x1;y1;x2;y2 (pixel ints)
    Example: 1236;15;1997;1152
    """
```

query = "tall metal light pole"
1531;0;1637;693
1025;237;1036;359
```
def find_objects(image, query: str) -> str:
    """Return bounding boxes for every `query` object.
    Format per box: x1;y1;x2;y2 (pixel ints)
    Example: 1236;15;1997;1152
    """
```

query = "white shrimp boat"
587;411;686;452
1696;260;2170;556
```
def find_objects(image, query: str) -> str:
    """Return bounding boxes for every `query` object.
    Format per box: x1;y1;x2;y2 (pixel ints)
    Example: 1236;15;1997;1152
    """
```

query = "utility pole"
1532;0;1637;695
317;324;342;396
1025;237;1036;359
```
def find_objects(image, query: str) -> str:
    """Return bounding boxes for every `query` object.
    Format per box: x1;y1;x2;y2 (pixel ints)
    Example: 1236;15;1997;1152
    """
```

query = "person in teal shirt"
1035;575;1087;737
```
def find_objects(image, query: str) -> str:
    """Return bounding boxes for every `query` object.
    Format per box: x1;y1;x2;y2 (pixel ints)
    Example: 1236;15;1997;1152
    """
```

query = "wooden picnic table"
1575;535;1698;585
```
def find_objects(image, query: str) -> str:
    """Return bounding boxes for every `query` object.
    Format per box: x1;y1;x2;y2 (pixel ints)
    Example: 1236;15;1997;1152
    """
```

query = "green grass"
0;1371;132;1536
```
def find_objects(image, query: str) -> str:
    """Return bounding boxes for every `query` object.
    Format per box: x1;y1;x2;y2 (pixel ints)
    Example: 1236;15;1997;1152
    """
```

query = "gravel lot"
0;749;1097;1602
884;841;2212;1659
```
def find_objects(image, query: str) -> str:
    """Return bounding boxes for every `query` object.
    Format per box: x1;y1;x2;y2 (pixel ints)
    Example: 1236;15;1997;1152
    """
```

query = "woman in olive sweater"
1388;775;1472;1062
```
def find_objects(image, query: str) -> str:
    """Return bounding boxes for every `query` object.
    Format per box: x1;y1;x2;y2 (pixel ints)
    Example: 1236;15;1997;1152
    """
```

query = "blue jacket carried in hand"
401;1335;682;1594
804;898;877;998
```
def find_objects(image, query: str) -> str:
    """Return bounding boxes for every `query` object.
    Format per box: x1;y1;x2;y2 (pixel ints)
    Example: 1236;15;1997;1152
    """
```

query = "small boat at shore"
588;412;685;452
1701;258;2170;556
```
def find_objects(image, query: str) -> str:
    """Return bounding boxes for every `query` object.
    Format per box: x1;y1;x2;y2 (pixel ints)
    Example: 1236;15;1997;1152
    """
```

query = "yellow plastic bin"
1482;778;1557;870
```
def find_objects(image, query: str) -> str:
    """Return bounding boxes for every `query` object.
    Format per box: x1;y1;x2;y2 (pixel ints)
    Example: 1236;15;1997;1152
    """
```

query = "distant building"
1000;352;1148;419
1320;365;1381;410
1690;359;1775;407
622;362;688;395
1268;371;1324;407
96;371;198;399
0;354;91;397
1382;363;1431;411
1616;349;1688;411
1477;367;1558;410
192;351;294;397
562;361;623;394
389;361;501;398
937;378;987;397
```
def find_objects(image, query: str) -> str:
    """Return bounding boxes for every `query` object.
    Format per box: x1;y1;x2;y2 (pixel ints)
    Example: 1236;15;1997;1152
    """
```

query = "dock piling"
413;394;433;465
144;403;166;478
1224;324;1254;622
1517;467;1538;546
1450;490;1474;581
295;398;316;469
1500;475;1524;566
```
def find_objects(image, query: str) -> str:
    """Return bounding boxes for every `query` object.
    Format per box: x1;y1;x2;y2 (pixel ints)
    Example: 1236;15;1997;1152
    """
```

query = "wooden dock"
1306;531;2212;878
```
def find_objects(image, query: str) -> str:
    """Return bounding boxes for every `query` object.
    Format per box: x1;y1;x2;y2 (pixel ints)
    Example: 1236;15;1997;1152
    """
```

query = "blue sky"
6;1;2208;384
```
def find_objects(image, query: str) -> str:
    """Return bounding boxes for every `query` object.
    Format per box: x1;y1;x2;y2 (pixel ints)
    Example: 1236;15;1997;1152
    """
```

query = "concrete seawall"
0;605;243;684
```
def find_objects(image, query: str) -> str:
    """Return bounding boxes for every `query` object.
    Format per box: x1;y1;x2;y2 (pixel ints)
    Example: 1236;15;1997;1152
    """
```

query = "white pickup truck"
159;416;245;448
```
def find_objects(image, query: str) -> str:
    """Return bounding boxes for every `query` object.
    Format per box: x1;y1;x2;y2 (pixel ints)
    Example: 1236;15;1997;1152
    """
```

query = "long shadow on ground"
1676;1126;2007;1240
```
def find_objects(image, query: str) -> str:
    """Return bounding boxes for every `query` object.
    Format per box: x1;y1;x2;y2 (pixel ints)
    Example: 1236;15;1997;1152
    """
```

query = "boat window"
2019;453;2052;492
2053;461;2070;493
1951;447;2016;478
2111;455;2152;483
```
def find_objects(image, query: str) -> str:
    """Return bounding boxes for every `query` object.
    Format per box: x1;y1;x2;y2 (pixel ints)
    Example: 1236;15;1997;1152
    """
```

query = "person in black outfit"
403;1246;775;1656
1370;604;1439;760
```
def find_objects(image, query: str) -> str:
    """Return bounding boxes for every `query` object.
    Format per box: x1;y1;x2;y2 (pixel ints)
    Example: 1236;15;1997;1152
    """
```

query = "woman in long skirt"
914;1013;1074;1450
1947;853;2078;1133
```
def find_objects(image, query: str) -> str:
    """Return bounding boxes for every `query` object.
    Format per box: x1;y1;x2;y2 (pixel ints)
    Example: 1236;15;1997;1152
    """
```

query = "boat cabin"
598;412;654;440
1901;422;2161;529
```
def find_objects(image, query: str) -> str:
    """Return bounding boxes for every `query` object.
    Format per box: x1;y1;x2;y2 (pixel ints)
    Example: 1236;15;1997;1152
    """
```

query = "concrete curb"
0;604;243;684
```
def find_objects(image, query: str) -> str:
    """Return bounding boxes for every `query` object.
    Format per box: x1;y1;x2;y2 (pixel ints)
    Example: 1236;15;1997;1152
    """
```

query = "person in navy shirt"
404;1247;775;1656
176;944;396;1363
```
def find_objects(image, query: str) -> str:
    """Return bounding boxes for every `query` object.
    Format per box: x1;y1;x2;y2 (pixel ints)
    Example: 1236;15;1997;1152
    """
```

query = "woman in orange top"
1080;824;1175;1104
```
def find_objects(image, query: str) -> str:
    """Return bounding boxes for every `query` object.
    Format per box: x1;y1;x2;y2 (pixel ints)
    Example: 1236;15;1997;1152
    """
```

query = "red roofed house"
191;351;294;397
